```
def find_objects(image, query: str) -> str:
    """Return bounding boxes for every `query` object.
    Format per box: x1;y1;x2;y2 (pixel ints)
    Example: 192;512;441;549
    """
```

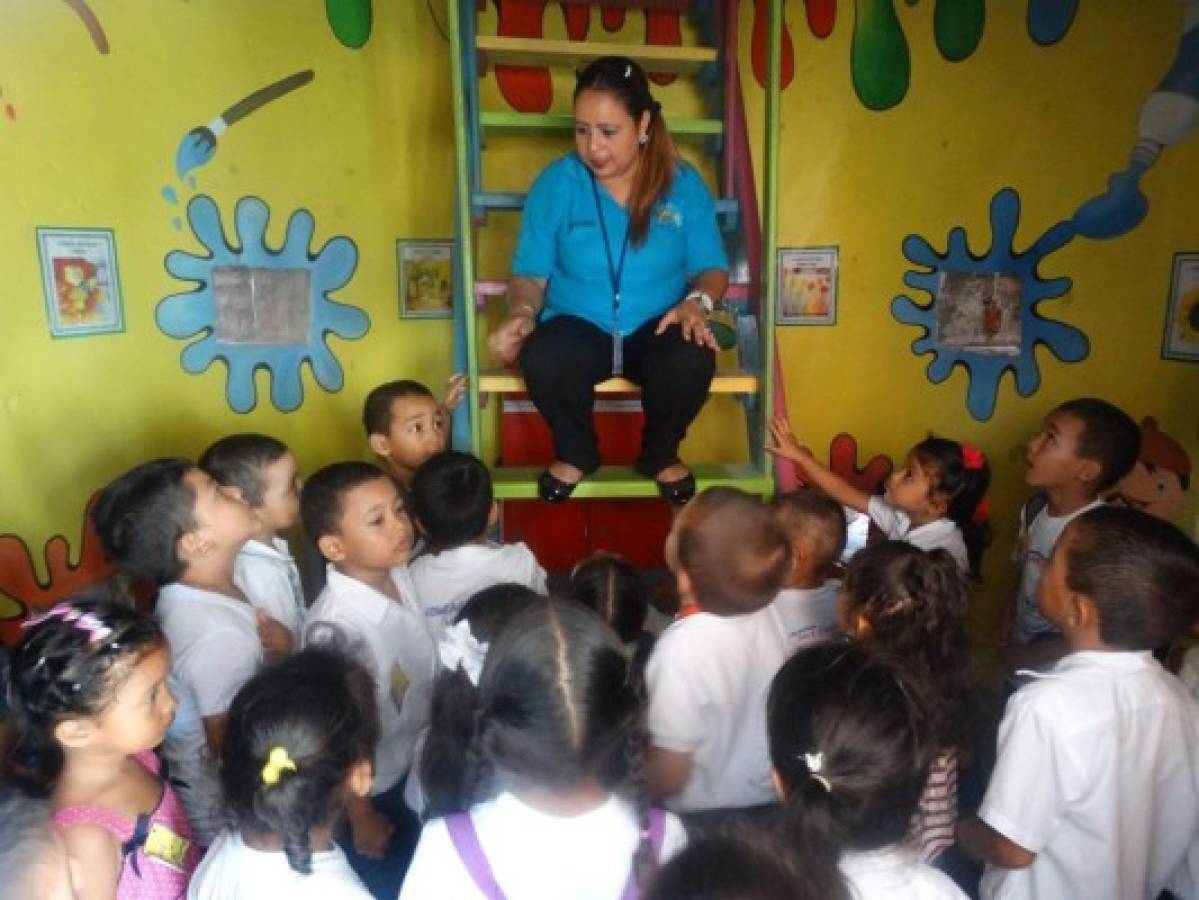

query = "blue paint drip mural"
157;195;368;413
892;190;1088;421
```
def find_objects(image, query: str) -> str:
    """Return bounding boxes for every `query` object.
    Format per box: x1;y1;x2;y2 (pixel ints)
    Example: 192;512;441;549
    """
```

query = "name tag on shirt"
144;822;190;871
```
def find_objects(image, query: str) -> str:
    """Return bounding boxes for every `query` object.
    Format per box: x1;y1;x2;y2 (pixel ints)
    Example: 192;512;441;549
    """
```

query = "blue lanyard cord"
588;172;631;375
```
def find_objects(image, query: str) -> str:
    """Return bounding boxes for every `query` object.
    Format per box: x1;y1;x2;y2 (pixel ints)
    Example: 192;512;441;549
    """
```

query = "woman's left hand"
656;298;719;350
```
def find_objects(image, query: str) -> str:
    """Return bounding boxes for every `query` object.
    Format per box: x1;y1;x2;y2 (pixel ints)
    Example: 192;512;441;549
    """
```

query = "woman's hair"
574;56;678;246
767;641;934;860
842;542;972;753
3;597;165;793
1062;505;1199;650
570;552;650;644
220;646;380;875
910;437;992;577
644;823;848;900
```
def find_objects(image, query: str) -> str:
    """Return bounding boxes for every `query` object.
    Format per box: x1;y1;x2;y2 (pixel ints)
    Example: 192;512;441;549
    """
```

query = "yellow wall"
1;2;1196;630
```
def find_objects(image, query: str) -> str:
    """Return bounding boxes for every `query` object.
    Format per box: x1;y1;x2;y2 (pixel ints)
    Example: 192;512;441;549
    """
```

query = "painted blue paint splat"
891;189;1089;421
1027;0;1078;46
162;185;179;204
157;195;369;413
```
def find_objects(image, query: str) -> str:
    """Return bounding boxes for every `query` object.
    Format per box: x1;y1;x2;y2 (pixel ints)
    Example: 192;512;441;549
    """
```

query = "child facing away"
4;599;200;899
300;462;436;899
199;433;306;643
407;452;547;640
768;641;967;900
767;488;847;651
400;597;688;900
842;542;973;865
94;458;264;847
569;552;654;671
767;417;991;577
645;488;792;820
1000;397;1141;673
959;506;1199;900
363;377;466;489
188;646;381;899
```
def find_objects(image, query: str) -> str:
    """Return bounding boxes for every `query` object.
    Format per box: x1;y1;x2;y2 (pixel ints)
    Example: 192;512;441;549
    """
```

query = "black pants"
519;314;716;476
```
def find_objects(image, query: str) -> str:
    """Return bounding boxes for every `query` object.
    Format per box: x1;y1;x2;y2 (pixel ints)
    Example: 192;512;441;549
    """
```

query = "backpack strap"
1021;491;1049;531
618;807;668;900
445;812;506;900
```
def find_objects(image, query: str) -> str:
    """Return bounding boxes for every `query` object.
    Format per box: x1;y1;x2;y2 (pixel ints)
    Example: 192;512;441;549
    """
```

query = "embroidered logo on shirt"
655;205;683;228
144;822;190;871
390;663;410;710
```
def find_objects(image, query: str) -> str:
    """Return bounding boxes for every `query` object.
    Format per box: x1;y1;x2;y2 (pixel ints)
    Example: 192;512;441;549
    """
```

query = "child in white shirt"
959;506;1199;900
401;598;687;899
769;641;967;900
94;457;264;847
301;462;436;900
645;488;793;815
768;488;846;651
200;433;306;644
408;452;546;640
767;417;991;577
189;646;379;899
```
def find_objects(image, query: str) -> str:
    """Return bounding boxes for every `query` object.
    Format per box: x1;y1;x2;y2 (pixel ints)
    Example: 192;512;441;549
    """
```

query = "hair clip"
972;496;992;524
261;746;297;785
22;605;113;645
438;620;489;687
624;63;632;78
803;751;832;793
961;444;986;471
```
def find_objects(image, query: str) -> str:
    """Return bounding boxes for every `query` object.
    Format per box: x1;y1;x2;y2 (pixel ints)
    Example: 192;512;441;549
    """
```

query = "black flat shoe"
537;469;580;503
656;472;697;505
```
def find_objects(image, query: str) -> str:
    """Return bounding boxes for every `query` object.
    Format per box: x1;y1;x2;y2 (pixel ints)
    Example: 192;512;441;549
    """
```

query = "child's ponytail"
912;438;993;578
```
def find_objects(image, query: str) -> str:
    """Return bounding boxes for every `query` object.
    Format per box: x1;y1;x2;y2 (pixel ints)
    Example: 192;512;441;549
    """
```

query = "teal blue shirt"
511;153;729;335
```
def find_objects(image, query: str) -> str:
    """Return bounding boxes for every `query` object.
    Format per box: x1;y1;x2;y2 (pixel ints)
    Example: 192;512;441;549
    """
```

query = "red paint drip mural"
824;432;893;495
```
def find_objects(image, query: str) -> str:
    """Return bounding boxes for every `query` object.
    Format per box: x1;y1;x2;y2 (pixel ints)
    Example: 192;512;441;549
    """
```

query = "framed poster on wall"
36;227;125;338
1162;252;1199;363
777;246;837;325
398;239;454;319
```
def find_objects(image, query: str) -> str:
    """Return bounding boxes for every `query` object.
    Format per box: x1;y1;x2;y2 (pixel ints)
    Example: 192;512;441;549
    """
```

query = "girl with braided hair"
3;597;199;899
401;596;686;899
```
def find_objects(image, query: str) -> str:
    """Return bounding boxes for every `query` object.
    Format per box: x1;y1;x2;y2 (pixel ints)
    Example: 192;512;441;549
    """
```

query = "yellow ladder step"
476;36;717;74
479;111;722;140
479;368;758;394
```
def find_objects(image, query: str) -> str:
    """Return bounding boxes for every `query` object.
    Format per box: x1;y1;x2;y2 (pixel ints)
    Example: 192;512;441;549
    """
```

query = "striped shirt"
912;749;958;862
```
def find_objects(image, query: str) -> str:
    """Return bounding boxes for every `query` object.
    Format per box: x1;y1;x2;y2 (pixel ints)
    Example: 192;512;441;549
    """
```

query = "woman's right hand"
488;315;536;368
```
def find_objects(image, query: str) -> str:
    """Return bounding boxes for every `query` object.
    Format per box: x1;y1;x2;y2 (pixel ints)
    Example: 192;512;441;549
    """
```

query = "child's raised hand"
255;611;294;658
350;802;395;859
442;373;468;412
765;416;813;464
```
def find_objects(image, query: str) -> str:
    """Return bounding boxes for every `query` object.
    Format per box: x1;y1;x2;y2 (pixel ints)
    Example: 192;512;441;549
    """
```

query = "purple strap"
446;807;667;900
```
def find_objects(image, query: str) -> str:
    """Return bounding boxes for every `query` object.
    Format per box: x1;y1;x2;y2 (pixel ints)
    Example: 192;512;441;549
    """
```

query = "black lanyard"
588;172;631;375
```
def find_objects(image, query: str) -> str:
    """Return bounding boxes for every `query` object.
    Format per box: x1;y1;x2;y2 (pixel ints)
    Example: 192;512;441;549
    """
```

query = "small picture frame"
1162;252;1199;363
934;271;1023;356
36;227;124;338
777;246;837;325
398;239;454;319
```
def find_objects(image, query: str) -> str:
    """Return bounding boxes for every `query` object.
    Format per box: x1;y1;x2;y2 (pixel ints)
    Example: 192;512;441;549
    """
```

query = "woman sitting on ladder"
488;55;729;506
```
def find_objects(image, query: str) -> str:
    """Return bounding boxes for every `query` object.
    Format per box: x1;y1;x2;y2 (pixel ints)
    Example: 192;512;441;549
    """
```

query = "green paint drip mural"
934;0;985;62
326;0;372;49
852;0;911;110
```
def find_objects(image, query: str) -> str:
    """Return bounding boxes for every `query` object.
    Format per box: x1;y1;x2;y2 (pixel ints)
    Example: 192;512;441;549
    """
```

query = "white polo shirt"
646;606;790;812
867;497;969;572
766;580;841;652
840;846;968;899
157;582;263;845
234;537;305;639
408;542;547;641
979;651;1199;900
303;565;435;795
188;830;371;899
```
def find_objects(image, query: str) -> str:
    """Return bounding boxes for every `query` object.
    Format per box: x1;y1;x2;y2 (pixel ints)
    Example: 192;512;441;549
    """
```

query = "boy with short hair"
301;461;435;898
408;451;547;640
93;457;262;846
363;376;465;488
1002;397;1140;672
200;433;306;642
960;506;1199;899
768;488;847;650
645;488;792;818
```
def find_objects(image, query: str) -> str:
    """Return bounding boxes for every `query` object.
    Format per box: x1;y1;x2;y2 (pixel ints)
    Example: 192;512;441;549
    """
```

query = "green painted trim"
491;464;775;500
479;112;723;139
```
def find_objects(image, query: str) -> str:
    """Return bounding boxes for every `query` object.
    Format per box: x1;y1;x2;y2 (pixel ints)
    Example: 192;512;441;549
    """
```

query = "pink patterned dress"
52;750;200;899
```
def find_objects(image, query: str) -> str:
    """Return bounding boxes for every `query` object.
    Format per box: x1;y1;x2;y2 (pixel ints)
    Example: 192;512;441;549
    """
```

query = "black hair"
574;56;677;247
3;598;166;793
410;451;492;552
644;824;849;900
842;542;972;754
420;583;543;820
570;552;650;644
1054;398;1141;491
768;641;934;860
220;645;380;875
674;488;791;615
362;379;434;437
1061;505;1199;650
199;433;289;508
771;489;848;575
300;461;390;542
93;457;195;586
910;437;992;578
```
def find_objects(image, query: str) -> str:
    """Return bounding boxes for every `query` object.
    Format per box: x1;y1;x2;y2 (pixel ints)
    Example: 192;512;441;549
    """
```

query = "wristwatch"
685;290;715;316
